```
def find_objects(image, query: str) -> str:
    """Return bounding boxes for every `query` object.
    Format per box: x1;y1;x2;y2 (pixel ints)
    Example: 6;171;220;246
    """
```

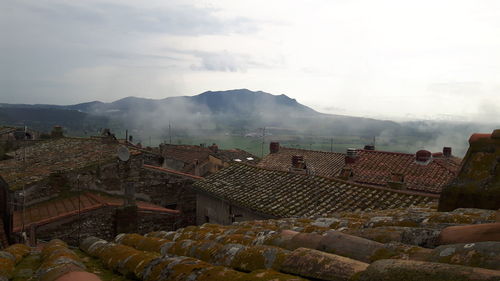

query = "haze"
1;0;499;122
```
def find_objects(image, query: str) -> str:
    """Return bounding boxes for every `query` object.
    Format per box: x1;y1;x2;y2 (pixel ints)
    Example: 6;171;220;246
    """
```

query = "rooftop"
257;145;461;194
4;206;499;281
12;192;179;233
193;164;438;218
346;149;461;193
0;137;140;190
161;143;259;165
257;147;345;178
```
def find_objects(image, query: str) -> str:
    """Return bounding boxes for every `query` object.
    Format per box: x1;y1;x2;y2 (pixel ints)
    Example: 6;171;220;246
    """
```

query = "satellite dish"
117;145;130;162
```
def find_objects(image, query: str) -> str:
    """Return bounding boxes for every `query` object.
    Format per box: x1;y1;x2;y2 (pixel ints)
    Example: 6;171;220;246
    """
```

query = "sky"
1;0;499;121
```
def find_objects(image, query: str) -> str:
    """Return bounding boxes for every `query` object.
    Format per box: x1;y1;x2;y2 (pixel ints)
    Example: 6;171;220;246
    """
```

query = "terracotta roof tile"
8;206;499;281
346;150;461;193
215;149;260;163
0;137;141;190
143;164;204;180
257;147;346;178
12;192;178;232
160;144;212;164
193;164;437;218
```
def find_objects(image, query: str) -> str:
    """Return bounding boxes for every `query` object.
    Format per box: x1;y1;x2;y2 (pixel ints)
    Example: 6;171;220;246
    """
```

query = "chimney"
443;147;452;157
51;125;64;138
208;143;218;153
345;148;357;164
193;159;201;176
415;150;432;164
291;155;305;169
339;167;353;180
270;142;280;154
364;145;375;151
387;172;405;190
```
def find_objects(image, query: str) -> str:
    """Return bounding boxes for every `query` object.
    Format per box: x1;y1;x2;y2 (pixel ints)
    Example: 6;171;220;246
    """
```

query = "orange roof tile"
345;150;461;193
13;192;179;232
0;137;142;190
143;164;204;180
257;147;345;178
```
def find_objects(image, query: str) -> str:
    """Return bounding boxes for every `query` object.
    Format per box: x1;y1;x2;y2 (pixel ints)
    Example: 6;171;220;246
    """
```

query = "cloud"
191;51;244;72
427;82;484;97
4;1;260;36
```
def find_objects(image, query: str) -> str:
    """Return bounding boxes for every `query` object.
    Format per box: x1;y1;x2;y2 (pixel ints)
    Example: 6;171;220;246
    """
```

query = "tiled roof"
4;206;500;281
144;164;204;180
161;144;259;165
257;147;345;178
12;192;178;232
193;164;437;218
0;137;141;190
161;144;212;164
0;127;16;135
346;150;461;193
215;149;260;164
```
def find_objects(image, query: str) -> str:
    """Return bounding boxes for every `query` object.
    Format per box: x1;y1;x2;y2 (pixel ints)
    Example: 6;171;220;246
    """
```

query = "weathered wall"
196;193;268;225
13;155;197;222
439;130;500;211
35;207;115;246
32;207;179;246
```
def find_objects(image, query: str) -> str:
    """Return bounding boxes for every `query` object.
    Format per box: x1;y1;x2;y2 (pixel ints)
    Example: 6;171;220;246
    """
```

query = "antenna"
117;145;130;162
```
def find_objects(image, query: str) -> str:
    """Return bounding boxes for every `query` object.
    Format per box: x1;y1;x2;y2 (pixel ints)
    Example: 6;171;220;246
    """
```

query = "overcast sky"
1;0;499;121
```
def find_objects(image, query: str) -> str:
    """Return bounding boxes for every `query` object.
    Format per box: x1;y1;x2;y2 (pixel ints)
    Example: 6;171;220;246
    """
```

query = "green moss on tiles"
74;249;134;281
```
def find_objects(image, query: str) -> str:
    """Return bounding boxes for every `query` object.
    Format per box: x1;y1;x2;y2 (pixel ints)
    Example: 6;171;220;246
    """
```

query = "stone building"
258;142;461;194
0;135;200;246
159;143;258;176
439;129;500;211
192;164;438;225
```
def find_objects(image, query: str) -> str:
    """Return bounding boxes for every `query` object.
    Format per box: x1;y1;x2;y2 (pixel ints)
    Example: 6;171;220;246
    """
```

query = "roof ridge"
357;149;416;156
143;164;204;180
231;163;439;198
281;146;345;155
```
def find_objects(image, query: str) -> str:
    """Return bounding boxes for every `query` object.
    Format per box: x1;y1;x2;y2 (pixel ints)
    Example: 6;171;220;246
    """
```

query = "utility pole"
169;122;172;144
261;127;266;158
330;138;333;152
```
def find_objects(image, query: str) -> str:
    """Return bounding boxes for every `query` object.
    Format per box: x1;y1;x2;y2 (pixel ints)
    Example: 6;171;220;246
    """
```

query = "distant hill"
0;89;400;136
0;107;110;135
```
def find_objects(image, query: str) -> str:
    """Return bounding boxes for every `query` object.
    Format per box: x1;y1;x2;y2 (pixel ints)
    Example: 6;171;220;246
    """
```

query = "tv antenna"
117;145;130;162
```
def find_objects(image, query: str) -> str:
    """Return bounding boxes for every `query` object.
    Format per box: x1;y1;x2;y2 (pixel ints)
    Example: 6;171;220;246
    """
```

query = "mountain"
0;89;400;136
0;107;110;135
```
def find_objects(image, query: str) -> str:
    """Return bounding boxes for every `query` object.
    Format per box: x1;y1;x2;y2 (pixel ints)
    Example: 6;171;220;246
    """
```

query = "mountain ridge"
0;89;399;136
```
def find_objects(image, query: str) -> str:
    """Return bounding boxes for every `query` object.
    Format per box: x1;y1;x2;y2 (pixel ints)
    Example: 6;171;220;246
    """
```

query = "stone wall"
31;206;179;246
439;130;500;211
196;193;269;225
35;207;115;246
14;155;197;220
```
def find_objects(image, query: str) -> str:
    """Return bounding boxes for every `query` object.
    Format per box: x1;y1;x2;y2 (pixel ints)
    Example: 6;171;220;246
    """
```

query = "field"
129;133;442;158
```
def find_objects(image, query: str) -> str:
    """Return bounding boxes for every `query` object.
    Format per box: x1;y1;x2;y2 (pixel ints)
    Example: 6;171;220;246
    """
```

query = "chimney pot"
291;155;305;169
270;142;280;154
415;150;432;163
208;143;218;153
364;145;375;150
443;147;452;157
345;148;357;164
492;129;500;139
